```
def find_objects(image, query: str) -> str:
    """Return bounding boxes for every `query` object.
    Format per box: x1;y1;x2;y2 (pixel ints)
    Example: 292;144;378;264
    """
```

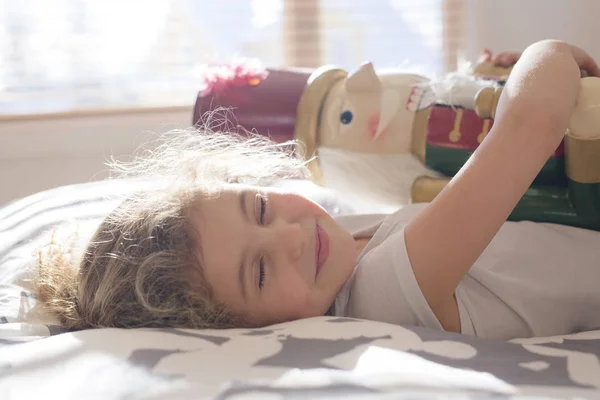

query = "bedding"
1;179;599;399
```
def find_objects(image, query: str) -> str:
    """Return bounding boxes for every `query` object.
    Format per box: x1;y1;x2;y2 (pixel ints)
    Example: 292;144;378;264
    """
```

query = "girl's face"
191;184;356;326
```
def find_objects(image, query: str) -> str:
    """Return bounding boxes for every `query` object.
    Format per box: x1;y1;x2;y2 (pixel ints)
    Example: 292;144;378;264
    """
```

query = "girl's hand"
482;44;600;77
569;44;600;77
491;51;521;67
496;40;598;141
478;49;521;67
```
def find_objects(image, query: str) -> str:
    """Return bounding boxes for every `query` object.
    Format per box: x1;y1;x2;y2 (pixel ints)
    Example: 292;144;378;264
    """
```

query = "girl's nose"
272;221;304;262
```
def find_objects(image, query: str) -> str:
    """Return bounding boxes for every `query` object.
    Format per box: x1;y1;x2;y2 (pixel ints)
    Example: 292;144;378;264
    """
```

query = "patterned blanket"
1;179;599;399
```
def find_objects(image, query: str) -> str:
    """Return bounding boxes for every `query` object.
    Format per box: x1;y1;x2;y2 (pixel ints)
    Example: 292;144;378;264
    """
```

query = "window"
0;0;463;115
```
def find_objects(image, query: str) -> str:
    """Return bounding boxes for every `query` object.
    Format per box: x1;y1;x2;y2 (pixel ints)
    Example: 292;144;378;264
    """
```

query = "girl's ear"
345;62;381;93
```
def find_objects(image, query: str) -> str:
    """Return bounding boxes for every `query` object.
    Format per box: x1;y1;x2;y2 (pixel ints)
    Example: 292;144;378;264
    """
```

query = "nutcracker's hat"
193;61;347;182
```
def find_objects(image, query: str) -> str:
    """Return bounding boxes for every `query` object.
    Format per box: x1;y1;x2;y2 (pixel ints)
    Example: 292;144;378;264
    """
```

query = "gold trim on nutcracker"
411;108;431;164
449;109;463;142
411;176;452;203
565;132;600;183
294;66;348;185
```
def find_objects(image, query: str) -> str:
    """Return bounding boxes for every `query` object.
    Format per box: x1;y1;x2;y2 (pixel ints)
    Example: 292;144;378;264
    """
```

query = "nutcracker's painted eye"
340;110;353;125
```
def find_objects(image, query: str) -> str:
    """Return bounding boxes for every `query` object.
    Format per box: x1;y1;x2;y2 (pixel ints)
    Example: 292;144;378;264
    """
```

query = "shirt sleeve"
345;227;444;331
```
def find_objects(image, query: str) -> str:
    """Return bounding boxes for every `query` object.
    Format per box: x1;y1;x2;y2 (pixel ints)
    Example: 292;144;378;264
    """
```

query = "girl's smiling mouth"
315;223;330;279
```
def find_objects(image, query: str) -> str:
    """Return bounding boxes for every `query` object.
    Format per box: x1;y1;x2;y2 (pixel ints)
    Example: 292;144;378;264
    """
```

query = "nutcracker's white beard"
317;147;443;211
419;71;499;110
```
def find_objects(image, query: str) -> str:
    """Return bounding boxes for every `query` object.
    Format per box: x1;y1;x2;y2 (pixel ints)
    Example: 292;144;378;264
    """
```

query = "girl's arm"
405;40;600;332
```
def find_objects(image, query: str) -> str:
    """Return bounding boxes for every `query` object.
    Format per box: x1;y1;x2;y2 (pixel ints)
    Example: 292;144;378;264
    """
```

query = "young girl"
37;40;600;340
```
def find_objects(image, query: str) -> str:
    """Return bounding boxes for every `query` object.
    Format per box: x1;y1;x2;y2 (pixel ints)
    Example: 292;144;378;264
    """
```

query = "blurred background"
0;0;598;205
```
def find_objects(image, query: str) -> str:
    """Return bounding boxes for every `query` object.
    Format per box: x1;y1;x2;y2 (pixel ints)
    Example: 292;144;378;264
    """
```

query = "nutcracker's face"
317;62;427;155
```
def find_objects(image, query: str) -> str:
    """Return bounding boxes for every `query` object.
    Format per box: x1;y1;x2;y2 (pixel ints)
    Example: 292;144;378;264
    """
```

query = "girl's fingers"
493;52;521;67
479;48;493;63
571;45;600;77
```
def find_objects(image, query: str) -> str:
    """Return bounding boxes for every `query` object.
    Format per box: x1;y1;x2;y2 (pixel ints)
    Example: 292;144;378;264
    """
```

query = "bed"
1;178;599;399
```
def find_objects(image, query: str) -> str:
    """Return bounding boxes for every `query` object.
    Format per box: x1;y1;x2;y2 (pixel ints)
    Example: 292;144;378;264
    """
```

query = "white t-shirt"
333;203;600;340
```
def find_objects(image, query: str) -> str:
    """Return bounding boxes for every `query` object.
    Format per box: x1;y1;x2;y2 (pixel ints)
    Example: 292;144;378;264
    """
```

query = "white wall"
464;0;600;62
0;107;192;205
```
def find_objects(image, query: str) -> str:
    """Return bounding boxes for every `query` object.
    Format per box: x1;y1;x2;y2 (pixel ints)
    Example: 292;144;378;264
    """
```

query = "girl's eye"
258;258;266;289
258;194;268;225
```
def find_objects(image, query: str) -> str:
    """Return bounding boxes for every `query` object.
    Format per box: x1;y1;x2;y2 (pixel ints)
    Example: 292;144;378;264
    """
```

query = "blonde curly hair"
35;121;309;330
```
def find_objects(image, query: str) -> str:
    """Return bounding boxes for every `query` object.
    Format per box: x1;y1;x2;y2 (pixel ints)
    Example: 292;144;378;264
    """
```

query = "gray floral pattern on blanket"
2;317;599;400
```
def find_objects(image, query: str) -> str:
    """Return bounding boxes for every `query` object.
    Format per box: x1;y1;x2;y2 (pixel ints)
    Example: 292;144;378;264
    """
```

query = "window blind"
0;0;464;115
